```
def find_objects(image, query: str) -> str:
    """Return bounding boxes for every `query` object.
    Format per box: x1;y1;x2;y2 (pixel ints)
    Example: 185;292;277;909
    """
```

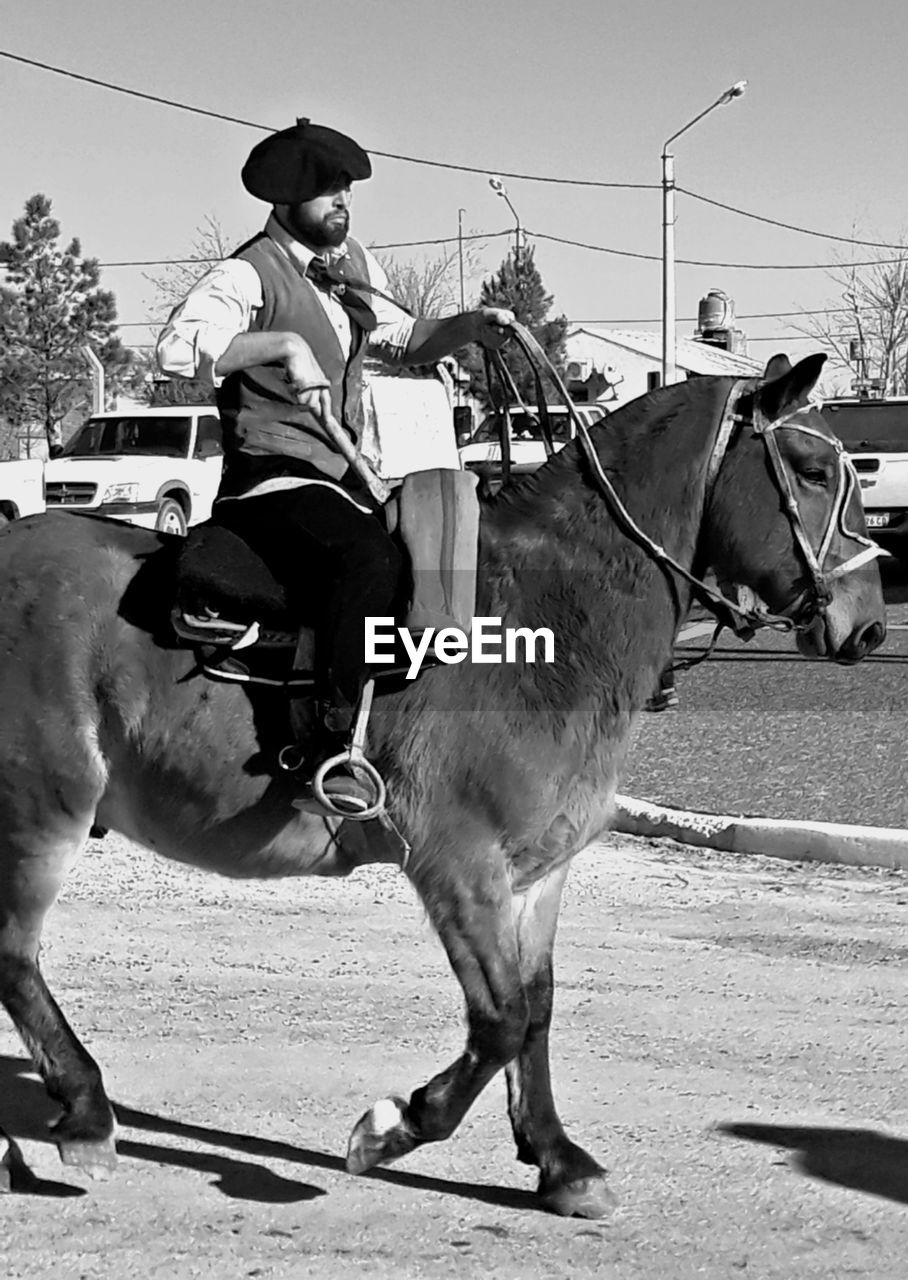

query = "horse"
0;353;886;1217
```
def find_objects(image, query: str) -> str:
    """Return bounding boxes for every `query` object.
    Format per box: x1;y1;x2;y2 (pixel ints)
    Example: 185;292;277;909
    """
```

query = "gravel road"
622;600;908;828
1;832;906;1278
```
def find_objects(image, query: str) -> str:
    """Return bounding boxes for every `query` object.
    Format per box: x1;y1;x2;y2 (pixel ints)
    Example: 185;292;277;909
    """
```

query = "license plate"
865;513;890;528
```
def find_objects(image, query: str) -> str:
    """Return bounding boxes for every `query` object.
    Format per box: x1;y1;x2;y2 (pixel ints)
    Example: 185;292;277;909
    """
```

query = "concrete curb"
613;794;908;872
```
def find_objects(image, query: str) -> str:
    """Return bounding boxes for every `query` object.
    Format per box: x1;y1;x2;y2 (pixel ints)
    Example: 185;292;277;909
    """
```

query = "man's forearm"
402;314;481;366
214;331;301;377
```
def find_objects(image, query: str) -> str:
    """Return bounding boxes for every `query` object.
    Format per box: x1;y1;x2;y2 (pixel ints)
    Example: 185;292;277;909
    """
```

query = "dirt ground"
1;832;906;1280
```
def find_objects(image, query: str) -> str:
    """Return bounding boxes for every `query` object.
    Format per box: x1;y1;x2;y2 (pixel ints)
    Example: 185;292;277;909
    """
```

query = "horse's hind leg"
504;864;614;1218
0;824;117;1176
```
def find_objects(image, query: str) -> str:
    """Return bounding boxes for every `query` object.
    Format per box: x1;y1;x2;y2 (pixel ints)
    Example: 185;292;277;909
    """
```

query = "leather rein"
496;324;885;643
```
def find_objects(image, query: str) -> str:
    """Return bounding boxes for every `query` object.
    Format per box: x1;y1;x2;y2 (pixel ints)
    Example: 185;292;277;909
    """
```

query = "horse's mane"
480;376;733;527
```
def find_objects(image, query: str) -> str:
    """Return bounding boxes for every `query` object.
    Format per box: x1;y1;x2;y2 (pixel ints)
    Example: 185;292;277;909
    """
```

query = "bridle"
704;379;885;635
498;327;885;642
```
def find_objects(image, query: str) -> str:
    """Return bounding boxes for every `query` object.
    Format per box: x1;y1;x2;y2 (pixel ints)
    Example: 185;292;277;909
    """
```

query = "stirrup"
292;681;387;822
311;751;386;820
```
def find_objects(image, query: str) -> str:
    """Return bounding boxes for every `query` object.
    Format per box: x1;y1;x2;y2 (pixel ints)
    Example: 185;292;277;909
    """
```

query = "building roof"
567;326;765;377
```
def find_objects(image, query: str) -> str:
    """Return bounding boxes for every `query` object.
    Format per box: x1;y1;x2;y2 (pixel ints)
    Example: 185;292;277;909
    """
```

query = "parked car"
44;406;223;536
819;396;908;548
0;458;46;526
457;403;608;487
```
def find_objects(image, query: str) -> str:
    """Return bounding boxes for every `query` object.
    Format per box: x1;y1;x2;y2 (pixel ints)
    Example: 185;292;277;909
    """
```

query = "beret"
241;117;372;203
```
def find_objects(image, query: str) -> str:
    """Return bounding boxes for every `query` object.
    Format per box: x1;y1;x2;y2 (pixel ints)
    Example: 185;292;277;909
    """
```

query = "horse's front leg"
345;842;531;1176
505;863;615;1218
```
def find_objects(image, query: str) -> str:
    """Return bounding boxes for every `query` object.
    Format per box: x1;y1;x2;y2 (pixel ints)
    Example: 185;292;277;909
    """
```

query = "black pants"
215;485;405;717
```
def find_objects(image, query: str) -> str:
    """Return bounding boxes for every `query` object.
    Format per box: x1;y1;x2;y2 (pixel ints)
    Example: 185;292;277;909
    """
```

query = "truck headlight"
102;483;140;504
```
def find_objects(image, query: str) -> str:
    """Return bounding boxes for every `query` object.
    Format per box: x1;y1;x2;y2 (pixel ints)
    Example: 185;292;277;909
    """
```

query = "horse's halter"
705;379;886;635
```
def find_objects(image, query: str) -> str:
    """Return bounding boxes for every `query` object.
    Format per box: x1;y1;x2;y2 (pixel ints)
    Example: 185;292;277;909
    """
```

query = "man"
157;117;513;810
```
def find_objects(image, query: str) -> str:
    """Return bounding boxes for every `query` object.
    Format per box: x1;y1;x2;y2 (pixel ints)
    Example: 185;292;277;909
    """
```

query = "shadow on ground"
0;1055;538;1210
720;1121;908;1205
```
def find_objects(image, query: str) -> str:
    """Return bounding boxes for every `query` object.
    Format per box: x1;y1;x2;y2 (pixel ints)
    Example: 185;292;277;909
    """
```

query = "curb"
613;794;908;872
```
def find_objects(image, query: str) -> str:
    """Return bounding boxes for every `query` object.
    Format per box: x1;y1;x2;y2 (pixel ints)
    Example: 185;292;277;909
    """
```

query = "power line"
0;50;655;190
679;186;908;251
572;306;860;324
7;227;902;275
3;43;907;254
532;230;908;271
120;306;852;330
47;228;511;269
3;47;907;274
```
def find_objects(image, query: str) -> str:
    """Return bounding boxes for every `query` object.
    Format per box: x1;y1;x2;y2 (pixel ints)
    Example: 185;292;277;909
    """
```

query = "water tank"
698;289;734;333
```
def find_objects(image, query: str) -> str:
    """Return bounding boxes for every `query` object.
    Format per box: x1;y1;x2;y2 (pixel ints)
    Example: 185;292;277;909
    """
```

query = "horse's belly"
96;785;402;880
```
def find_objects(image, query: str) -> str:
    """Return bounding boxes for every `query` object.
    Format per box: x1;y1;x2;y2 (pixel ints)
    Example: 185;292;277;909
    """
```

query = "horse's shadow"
7;1057;908;1208
719;1121;908;1205
0;1055;537;1209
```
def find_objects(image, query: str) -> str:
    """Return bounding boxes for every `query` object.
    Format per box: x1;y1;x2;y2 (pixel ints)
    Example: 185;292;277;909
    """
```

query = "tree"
0;194;137;454
144;214;235;320
373;237;486;318
140;215;242;407
458;244;568;407
794;245;908;396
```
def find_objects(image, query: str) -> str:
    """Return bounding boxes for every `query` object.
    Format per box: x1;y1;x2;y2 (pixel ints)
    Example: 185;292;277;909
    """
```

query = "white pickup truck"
820;396;908;547
44;405;224;536
457;403;608;489
0;458;46;526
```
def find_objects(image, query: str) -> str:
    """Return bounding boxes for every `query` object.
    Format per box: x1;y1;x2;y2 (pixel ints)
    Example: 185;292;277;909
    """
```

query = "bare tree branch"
791;234;908;394
143;215;238;321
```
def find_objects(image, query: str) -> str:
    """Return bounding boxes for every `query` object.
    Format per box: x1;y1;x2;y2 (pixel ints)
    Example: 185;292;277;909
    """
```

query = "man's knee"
344;526;403;585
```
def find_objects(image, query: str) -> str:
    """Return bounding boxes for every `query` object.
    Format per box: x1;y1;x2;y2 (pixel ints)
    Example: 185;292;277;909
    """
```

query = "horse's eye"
799;467;828;487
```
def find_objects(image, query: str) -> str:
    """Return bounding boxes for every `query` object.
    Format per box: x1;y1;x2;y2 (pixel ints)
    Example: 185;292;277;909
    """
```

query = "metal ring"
312;751;387;822
277;744;307;772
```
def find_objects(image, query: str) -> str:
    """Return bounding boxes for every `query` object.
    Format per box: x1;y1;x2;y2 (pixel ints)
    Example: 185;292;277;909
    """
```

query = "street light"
489;175;522;262
456;207;467;409
661;80;747;386
457;207;467;313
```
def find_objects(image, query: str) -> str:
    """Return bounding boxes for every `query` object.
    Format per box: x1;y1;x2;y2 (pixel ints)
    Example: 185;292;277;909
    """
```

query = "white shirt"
155;213;416;388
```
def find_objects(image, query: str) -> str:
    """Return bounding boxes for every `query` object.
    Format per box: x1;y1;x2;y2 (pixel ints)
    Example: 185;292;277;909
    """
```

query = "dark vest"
216;234;372;490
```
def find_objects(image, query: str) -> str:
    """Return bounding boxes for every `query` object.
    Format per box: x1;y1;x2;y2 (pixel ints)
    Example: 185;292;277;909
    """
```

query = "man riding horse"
156;117;514;812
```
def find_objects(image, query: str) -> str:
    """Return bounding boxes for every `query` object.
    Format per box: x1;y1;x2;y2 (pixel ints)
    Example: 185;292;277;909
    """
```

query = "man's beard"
283;206;349;249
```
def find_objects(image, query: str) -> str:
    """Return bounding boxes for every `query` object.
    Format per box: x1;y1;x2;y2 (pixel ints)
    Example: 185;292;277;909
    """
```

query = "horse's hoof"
540;1172;617;1218
346;1096;417;1175
58;1135;118;1179
0;1141;16;1194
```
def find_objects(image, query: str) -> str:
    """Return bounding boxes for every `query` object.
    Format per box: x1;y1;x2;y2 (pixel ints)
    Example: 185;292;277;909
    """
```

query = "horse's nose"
860;619;886;654
838;618;886;664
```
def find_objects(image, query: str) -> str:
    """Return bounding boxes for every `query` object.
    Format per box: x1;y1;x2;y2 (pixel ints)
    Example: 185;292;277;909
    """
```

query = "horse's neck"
478;391;714;619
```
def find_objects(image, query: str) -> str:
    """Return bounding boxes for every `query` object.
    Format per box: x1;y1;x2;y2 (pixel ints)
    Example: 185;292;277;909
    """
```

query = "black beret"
241;117;371;203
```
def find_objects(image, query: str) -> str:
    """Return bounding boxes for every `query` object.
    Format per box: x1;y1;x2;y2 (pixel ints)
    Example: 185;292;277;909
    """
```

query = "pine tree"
461;244;568;407
0;194;136;454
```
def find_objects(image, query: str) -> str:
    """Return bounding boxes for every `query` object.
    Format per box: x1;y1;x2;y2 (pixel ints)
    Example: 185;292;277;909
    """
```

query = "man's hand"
473;306;515;350
285;336;330;407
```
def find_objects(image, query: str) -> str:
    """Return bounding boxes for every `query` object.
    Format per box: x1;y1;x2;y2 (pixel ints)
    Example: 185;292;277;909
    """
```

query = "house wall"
567;346;663;412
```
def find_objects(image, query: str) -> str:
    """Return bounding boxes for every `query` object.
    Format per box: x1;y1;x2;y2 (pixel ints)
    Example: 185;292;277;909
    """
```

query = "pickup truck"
820;396;908;547
457;403;608;489
0;458;46;526
44;405;224;536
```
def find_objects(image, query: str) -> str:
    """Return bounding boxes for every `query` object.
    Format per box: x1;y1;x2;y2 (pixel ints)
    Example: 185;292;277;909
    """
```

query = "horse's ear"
762;353;792;381
758;352;827;420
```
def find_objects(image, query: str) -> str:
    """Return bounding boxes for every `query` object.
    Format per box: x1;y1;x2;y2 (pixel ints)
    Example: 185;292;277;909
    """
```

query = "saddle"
171;467;481;693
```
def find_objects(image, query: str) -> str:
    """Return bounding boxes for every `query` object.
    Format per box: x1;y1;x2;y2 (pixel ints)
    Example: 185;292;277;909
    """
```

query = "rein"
500;324;884;643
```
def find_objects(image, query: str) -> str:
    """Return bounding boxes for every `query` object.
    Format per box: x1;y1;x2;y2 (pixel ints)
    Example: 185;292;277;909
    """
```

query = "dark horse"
0;355;885;1216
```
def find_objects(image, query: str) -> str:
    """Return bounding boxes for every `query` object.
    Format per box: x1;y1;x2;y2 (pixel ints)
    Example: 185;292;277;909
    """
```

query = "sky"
3;0;908;377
